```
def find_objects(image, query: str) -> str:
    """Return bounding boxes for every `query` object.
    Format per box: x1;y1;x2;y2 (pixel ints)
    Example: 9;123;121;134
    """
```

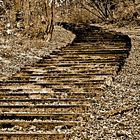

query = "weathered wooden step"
57;50;129;55
14;69;115;75
23;62;119;68
36;79;104;84
0;92;94;99
19;66;118;75
74;36;130;42
28;61;120;68
35;61;121;68
62;47;129;52
0;81;61;87
0;98;91;106
0;120;80;137
19;68;116;75
0;80;36;84
47;54;127;61
72;38;128;43
0;84;42;91
0;93;94;99
48;54;127;60
0;104;86;108
20;64;118;71
0;112;90;121
71;42;127;47
0;84;104;94
0;132;69;140
11;73;113;81
9;77;106;85
0;104;89;113
0;120;80;127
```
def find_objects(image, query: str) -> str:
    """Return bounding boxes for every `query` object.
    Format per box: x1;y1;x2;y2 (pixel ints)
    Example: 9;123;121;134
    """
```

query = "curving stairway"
0;24;131;140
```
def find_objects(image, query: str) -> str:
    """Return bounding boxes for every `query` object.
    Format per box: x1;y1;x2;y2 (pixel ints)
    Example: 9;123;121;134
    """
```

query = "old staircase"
0;24;131;140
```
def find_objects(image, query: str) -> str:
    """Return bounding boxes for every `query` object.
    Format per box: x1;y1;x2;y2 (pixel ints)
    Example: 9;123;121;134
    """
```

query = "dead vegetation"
0;1;140;140
0;25;75;80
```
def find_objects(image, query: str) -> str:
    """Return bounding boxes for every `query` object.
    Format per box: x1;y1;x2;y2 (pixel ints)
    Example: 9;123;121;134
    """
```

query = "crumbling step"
18;68;116;75
18;67;118;76
57;50;129;55
35;61;122;68
0;104;89;113
47;54;128;61
54;53;127;58
20;64;119;71
0;82;104;91
1;72;111;79
0;132;69;140
12;73;109;80
45;56;127;63
0;92;96;99
11;74;113;82
70;42;127;47
21;63;119;69
0;120;80;128
0;112;90;121
73;38;127;43
0;124;84;138
28;61;120;68
62;47;129;51
0;120;81;129
0;98;91;106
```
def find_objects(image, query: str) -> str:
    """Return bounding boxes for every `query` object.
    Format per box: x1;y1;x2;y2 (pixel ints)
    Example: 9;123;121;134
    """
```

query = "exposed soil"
0;26;75;80
85;24;140;140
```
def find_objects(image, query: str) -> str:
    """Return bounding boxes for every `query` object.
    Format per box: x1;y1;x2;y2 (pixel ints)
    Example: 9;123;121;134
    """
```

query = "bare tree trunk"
3;0;55;39
46;0;55;42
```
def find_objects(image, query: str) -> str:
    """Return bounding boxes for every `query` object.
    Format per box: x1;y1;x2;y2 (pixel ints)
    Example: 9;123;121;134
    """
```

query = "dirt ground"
0;26;75;80
84;24;140;140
